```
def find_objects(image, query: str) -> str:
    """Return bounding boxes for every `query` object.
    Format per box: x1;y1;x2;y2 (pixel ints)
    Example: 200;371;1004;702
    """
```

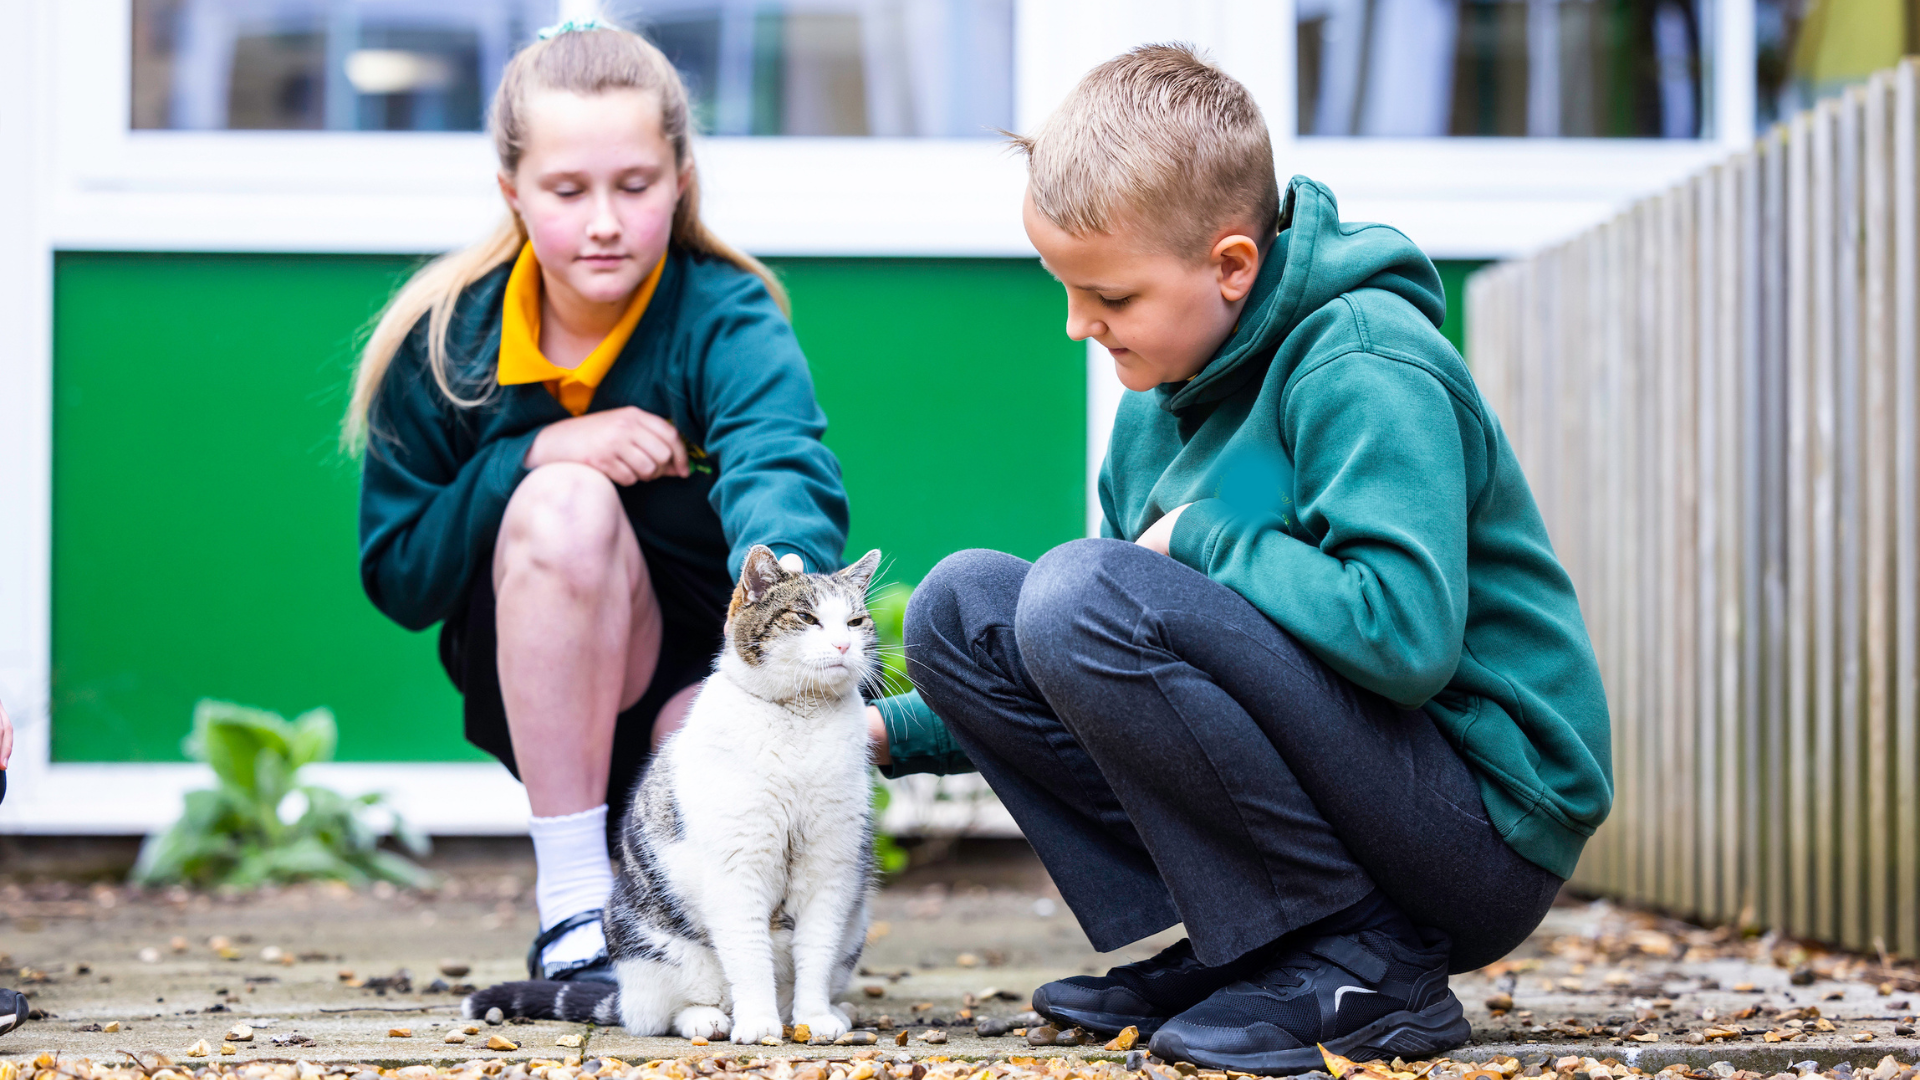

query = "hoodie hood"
1161;176;1447;413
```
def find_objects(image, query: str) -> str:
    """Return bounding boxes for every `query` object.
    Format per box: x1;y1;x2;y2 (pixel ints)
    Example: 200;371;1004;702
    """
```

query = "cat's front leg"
707;905;784;1044
787;873;862;1040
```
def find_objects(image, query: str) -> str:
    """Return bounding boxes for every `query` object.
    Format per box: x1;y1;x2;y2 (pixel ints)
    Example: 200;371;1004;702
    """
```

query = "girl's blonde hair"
343;24;788;450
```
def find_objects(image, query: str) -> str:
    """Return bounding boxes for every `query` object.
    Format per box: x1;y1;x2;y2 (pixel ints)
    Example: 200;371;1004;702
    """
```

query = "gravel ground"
6;839;1920;1077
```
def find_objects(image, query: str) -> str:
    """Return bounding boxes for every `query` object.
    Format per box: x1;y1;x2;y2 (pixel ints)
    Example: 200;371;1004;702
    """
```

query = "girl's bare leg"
494;462;664;816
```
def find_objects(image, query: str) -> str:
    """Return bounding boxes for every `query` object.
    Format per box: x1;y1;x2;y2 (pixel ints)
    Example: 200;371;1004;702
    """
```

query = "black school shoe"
0;987;27;1037
526;909;615;984
1031;937;1278;1037
1147;931;1469;1075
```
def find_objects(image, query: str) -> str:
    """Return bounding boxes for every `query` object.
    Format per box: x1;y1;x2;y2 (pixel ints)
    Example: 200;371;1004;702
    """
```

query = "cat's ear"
738;545;786;604
836;549;883;593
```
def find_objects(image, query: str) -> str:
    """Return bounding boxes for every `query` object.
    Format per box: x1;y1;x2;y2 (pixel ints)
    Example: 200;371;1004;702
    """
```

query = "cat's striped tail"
462;981;619;1026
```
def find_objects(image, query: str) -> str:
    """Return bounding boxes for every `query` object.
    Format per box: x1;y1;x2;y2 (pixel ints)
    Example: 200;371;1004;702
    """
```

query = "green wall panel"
52;253;1084;764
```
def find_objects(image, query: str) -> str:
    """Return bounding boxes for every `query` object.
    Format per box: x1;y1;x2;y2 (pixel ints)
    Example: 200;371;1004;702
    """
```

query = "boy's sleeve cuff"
874;691;974;778
1167;498;1230;572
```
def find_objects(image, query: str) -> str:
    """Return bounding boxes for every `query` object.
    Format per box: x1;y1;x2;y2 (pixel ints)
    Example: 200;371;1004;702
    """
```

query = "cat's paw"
729;1011;785;1045
794;1008;851;1042
673;1006;731;1041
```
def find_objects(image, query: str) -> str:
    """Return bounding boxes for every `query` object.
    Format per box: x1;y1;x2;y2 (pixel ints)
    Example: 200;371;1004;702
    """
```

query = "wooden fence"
1467;61;1920;955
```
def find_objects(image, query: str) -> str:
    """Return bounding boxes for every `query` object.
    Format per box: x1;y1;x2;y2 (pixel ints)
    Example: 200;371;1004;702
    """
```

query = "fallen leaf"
1320;1045;1358;1078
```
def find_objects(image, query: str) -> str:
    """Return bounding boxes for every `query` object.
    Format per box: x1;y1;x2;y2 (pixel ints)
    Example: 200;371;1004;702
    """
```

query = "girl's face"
499;88;685;310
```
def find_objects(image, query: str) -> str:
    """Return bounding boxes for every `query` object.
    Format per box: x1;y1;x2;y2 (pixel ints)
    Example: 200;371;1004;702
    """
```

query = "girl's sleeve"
692;276;851;578
358;343;537;632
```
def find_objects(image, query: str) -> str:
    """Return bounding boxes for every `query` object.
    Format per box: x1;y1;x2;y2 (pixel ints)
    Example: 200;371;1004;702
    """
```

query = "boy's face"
1024;189;1264;392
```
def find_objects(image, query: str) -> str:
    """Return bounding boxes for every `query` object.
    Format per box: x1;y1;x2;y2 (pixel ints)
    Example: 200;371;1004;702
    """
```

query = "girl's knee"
904;548;1020;644
498;463;634;579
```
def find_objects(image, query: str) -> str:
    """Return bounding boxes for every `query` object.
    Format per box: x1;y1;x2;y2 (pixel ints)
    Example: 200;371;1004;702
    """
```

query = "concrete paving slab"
4;842;1920;1073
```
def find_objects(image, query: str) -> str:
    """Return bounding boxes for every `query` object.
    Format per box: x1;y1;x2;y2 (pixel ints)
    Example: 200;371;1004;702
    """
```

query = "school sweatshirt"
358;246;850;648
884;176;1611;880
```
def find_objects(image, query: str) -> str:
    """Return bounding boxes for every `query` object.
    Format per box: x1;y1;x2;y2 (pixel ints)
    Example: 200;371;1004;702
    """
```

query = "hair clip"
537;17;614;40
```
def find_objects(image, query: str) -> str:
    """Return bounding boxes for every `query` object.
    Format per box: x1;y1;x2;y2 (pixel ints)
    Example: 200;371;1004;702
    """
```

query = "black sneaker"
1031;938;1277;1037
1147;931;1468;1075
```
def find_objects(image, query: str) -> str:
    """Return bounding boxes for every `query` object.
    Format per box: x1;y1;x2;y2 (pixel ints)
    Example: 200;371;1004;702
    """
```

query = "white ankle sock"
528;805;614;968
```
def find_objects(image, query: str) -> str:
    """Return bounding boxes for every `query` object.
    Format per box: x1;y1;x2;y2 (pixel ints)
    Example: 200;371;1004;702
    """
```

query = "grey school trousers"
904;539;1562;974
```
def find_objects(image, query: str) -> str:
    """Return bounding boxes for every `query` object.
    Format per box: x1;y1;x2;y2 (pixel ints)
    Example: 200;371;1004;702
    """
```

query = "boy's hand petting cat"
525;406;691;485
1134;503;1193;555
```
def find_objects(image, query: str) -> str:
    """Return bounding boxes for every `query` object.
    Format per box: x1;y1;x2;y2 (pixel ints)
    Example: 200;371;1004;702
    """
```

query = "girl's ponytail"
343;23;786;452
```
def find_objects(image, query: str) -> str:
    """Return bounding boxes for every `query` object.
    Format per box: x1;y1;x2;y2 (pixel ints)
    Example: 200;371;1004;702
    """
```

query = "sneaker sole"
1147;995;1471;1075
1030;984;1169;1038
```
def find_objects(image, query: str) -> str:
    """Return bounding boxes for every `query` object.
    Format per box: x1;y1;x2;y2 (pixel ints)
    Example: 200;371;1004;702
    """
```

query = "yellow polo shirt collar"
498;243;666;416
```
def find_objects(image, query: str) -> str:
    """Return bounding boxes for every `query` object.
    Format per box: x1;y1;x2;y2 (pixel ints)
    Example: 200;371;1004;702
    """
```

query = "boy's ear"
1214;233;1262;304
737;545;786;604
836;549;883;593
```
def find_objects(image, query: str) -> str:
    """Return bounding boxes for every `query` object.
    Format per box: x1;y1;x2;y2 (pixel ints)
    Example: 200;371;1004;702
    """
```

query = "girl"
347;21;851;983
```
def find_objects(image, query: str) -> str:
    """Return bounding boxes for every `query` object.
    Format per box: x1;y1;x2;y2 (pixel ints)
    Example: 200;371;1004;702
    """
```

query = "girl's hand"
1134;503;1193;555
525;406;691;485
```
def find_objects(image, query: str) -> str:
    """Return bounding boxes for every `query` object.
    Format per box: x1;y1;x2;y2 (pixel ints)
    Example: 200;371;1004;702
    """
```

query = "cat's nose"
833;640;850;654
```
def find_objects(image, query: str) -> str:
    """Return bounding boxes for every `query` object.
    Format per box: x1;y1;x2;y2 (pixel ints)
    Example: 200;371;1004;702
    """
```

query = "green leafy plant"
132;699;430;888
865;580;916;877
870;776;911;877
868;581;914;696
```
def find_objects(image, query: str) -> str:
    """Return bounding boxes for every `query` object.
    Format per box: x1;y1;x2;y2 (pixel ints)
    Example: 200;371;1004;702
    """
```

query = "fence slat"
1466;61;1920;954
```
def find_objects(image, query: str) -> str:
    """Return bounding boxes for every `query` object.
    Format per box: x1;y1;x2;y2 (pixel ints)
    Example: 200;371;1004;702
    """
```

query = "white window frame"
4;0;1756;836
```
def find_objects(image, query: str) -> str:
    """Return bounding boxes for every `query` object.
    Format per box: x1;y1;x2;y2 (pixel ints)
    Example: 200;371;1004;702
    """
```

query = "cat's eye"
795;612;818;626
848;616;869;627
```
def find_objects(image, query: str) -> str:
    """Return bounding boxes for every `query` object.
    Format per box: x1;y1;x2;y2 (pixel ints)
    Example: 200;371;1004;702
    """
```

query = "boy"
877;44;1610;1074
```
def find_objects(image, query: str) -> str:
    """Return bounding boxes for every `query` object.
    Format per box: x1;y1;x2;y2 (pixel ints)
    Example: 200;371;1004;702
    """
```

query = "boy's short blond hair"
1013;43;1279;260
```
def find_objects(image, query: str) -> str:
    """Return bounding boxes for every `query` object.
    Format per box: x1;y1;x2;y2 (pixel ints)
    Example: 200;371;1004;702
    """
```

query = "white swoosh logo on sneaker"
1335;985;1378;1014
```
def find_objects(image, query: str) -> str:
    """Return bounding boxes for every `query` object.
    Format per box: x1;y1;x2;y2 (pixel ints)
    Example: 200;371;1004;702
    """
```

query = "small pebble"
444;1034;466;1044
464;1026;480;1035
894;1031;909;1046
691;1037;709;1046
1026;1025;1059;1046
1126;1051;1148;1072
486;1007;506;1026
138;947;161;964
864;986;886;998
920;1029;948;1044
169;936;189;953
957;954;980;968
759;1037;782;1047
102;1021;121;1034
390;1027;413;1038
487;1034;519;1051
792;1024;812;1044
218;1044;236;1056
556;1034;584;1048
836;1031;879;1046
1053;1026;1086;1046
186;1039;211;1058
975;1017;1013;1037
440;961;471;978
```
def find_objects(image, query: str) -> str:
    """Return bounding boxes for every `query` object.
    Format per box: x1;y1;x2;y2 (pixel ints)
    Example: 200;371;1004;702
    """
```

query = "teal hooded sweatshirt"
880;176;1611;880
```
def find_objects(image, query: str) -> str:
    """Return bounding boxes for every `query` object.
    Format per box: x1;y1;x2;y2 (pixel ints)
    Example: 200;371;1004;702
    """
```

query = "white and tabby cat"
465;545;883;1042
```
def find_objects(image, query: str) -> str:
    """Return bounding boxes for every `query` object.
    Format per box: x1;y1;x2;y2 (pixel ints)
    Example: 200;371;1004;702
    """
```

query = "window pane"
1755;0;1908;131
611;0;1015;137
132;0;1015;137
132;0;554;131
1296;0;1706;138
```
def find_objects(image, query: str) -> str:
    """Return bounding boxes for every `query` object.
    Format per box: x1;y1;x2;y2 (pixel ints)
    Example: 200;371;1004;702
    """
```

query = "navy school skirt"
439;564;721;849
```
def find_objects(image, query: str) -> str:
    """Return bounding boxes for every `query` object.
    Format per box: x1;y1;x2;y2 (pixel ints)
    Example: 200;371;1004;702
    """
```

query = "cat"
464;545;884;1043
